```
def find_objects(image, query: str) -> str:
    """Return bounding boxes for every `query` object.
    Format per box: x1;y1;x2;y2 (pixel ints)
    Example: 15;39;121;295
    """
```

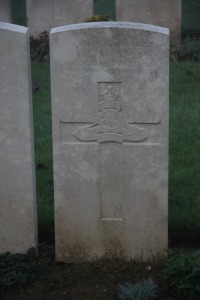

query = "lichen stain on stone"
103;240;127;259
57;243;90;263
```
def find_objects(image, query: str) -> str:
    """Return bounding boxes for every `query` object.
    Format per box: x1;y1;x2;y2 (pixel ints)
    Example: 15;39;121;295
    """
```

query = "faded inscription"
79;33;153;49
54;33;158;72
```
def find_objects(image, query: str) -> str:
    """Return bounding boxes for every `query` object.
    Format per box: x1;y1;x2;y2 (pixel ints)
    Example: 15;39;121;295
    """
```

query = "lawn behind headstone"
31;61;200;246
10;0;200;246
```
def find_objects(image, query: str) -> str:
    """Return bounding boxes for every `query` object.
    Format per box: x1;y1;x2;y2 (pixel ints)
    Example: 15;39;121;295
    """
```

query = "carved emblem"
74;84;147;143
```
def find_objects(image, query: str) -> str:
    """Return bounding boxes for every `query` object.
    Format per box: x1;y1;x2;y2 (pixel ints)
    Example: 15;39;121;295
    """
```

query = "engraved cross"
61;82;160;221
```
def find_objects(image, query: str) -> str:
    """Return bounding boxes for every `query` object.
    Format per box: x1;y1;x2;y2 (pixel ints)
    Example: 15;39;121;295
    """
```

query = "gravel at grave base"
0;244;184;300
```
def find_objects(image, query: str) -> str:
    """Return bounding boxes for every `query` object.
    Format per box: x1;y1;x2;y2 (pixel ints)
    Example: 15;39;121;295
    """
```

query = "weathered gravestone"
50;22;169;262
116;0;182;40
0;23;37;253
0;0;12;23
26;0;93;36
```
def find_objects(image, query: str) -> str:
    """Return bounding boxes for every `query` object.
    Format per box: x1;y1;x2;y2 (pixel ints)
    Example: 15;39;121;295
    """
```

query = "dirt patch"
0;244;187;300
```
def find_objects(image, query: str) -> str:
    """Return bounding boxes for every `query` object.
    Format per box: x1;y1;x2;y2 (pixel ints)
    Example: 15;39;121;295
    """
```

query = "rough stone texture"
0;0;12;23
0;23;37;253
50;22;169;262
116;0;182;40
26;0;93;36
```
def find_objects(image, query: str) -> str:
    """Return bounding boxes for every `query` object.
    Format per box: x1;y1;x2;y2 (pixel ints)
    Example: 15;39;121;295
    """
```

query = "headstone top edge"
50;21;169;35
0;22;28;34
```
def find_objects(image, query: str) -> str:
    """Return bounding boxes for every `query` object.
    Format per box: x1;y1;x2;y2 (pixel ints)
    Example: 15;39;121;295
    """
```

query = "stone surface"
0;0;12;23
50;22;169;262
116;0;182;40
0;23;37;253
26;0;93;36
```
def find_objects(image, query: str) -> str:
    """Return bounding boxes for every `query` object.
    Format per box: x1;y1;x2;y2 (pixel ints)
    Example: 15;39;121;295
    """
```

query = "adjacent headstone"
116;0;182;40
26;0;93;36
0;23;37;253
50;22;169;262
0;0;12;23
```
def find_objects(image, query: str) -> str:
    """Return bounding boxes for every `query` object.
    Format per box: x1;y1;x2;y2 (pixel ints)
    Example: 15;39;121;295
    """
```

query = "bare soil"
0;244;189;300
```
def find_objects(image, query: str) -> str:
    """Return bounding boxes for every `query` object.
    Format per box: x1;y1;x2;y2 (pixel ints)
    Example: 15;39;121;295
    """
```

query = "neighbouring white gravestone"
0;23;37;253
50;22;169;262
0;0;12;23
26;0;93;36
116;0;182;40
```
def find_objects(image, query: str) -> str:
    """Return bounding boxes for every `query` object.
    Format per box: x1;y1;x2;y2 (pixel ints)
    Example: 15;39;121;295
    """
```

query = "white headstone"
26;0;93;36
0;0;12;23
116;0;182;40
50;22;169;262
0;23;37;253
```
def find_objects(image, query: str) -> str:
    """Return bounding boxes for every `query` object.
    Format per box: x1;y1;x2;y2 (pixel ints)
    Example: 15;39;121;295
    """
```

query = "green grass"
182;0;200;30
169;62;200;244
31;62;54;243
11;0;26;26
31;61;200;245
94;0;116;20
